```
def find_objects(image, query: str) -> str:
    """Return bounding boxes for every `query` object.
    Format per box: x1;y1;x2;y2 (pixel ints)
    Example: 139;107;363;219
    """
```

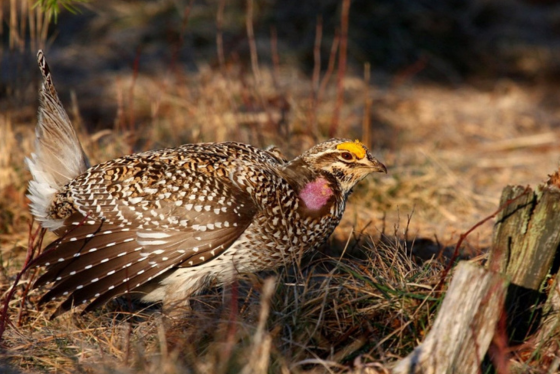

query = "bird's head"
297;138;387;195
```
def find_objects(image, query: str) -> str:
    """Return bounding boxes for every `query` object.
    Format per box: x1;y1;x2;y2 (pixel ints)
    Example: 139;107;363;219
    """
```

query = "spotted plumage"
27;51;387;316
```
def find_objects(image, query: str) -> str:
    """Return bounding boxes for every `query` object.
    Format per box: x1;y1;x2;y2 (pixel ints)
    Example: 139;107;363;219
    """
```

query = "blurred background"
2;0;560;252
2;2;560;371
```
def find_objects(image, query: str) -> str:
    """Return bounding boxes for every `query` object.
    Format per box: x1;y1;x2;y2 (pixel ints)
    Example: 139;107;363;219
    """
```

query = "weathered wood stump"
488;185;560;290
391;262;508;374
489;184;560;346
488;183;560;370
388;181;560;373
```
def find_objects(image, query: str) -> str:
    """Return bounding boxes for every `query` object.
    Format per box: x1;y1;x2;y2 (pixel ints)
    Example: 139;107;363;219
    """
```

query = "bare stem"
362;62;371;147
329;0;351;138
317;30;339;107
216;0;226;70
270;25;280;89
309;16;322;139
246;0;260;86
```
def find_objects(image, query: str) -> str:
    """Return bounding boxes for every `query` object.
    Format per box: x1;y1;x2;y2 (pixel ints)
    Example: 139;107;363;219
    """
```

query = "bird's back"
33;140;299;315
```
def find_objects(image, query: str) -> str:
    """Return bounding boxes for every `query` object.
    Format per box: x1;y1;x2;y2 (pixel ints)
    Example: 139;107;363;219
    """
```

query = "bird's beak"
371;159;387;174
361;155;387;174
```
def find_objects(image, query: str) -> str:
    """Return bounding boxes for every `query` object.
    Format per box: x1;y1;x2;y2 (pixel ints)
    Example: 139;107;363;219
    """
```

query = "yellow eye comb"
336;140;367;159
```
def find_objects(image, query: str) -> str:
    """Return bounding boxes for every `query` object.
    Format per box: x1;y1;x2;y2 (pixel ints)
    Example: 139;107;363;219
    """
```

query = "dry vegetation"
1;0;560;373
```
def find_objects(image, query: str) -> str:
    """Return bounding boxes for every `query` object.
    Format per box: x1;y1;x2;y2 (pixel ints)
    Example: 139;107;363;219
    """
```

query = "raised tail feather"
26;50;90;230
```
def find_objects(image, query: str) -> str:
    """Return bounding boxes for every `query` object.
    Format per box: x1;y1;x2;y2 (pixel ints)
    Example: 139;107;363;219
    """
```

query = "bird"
26;50;387;317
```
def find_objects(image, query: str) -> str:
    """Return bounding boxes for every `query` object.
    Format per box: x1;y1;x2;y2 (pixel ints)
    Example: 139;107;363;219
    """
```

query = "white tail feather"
26;50;90;230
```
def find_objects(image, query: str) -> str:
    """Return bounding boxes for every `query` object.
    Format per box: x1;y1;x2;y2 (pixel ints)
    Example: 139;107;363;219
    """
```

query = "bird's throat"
299;177;334;210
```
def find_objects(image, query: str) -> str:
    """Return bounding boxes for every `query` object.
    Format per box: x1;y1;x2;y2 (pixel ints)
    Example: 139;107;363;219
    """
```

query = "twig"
309;16;322;139
0;222;45;344
29;1;36;52
180;0;196;40
156;317;168;359
16;222;45;326
436;186;531;291
123;322;132;365
362;62;371;147
312;16;323;88
246;0;260;86
270;25;289;139
127;47;141;154
245;0;273;146
240;277;275;374
220;279;239;367
329;0;351;138
16;267;39;327
9;0;21;51
216;0;226;71
317;30;339;108
270;25;280;89
115;77;125;136
39;4;50;51
215;0;240;141
171;0;195;73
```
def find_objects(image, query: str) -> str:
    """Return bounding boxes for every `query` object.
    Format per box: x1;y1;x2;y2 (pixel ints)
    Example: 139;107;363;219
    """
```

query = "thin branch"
245;0;274;146
317;30;339;106
216;0;226;71
170;0;195;75
270;25;280;89
329;0;351;138
127;47;141;153
436;186;532;292
0;222;45;344
362;62;371;147
246;0;260;85
309;16;322;139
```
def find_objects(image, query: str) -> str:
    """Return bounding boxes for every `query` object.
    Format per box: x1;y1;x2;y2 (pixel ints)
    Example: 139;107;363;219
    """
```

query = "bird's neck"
282;158;342;214
298;177;334;211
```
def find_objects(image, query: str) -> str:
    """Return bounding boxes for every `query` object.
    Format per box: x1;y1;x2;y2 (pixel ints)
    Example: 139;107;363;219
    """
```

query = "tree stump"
487;184;560;345
390;182;560;373
392;262;508;374
488;185;560;289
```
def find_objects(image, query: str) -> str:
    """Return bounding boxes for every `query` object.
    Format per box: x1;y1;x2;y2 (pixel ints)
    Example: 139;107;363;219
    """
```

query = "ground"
1;0;560;373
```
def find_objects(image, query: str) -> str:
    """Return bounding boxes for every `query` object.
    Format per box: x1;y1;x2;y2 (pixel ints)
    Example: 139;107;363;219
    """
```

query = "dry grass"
2;0;560;372
1;60;559;372
1;222;446;373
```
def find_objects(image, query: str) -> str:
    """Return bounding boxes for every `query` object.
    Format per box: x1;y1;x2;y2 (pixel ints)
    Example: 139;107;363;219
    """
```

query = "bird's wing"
33;154;260;315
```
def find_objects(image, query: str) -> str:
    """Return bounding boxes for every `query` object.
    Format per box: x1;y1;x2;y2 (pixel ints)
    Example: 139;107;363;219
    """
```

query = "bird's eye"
340;152;354;161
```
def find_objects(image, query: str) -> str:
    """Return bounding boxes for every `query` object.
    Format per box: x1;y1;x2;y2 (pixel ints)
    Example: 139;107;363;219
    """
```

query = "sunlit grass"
2;0;560;372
